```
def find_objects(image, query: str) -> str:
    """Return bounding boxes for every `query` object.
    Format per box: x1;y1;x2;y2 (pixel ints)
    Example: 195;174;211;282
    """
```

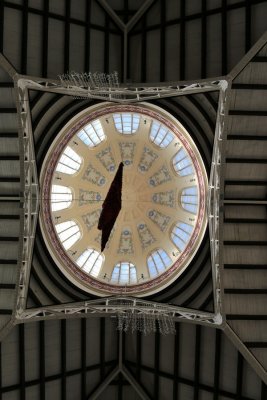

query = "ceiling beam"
213;329;222;400
172;323;180;400
61;319;67;400
81;318;86;399
19;324;25;400
39;321;45;400
154;330;160;400
126;0;155;33
96;0;125;32
224;323;267;385
121;366;151;400
87;366;120;400
193;326;201;400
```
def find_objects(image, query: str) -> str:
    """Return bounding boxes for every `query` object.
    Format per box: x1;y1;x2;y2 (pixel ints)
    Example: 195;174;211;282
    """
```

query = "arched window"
77;119;105;147
56;146;82;175
181;186;198;214
113;113;140;134
150;121;174;148
147;249;172;278
51;185;72;212
76;249;103;277
110;262;137;285
173;148;194;177
171;222;194;252
55;220;81;250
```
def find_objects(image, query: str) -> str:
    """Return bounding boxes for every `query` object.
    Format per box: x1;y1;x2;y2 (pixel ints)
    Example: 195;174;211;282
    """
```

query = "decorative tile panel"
148;209;171;232
119;142;136;166
137;223;156;249
148;165;172;187
94;232;101;244
79;189;101;206
96;146;116;172
152;190;175;208
82;164;106;186
82;209;101;230
117;229;134;254
138;146;158;172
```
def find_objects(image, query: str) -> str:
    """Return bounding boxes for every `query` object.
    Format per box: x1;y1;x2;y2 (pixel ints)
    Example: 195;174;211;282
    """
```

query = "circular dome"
40;103;208;297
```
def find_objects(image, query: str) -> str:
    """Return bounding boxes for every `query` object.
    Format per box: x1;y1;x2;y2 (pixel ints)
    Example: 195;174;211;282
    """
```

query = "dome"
40;103;208;296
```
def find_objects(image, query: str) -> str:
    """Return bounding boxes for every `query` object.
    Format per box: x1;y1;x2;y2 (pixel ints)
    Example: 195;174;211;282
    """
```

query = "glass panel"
55;220;81;250
181;186;199;214
110;262;137;285
147;249;172;277
76;248;103;277
77;119;105;147
150;121;174;148
51;185;72;211
56;146;82;175
171;222;194;251
173;148;194;177
113;113;140;134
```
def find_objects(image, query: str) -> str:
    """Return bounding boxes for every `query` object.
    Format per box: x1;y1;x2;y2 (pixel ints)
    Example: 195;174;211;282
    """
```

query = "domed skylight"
40;103;207;297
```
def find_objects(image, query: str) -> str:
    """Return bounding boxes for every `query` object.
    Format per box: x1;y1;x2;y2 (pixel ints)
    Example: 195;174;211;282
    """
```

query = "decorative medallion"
148;209;171;232
96;146;116;172
119;142;136;165
137;223;156;249
138;146;158;172
148;165;172;187
79;189;101;206
117;229;134;254
152;190;175;208
82;163;106;186
82;209;101;230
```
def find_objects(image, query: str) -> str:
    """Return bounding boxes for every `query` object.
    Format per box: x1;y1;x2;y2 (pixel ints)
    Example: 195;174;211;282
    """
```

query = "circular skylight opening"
40;102;208;297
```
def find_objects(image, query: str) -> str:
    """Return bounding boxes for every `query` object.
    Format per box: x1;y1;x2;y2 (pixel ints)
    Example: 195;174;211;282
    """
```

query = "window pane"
55;220;81;250
76;248;103;277
51;185;72;211
150;121;174;148
147;249;172;277
77;119;105;147
56;146;82;175
173;148;195;177
113;113;140;134
171;222;194;251
181;186;199;214
110;262;137;285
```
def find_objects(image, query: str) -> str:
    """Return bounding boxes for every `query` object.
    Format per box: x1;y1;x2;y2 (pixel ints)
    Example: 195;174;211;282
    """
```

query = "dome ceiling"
40;103;208;296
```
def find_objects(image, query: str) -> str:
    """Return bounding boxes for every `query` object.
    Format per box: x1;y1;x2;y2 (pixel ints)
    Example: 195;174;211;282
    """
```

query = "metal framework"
15;296;222;327
14;75;40;316
207;80;229;321
17;75;225;102
12;74;225;329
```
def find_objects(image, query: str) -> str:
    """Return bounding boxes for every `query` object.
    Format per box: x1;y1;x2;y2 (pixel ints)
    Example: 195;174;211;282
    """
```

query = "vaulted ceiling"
0;1;267;399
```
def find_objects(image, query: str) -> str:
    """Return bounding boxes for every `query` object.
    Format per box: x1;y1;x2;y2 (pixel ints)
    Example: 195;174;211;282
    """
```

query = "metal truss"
17;75;224;103
14;76;40;317
15;296;222;327
207;80;229;322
